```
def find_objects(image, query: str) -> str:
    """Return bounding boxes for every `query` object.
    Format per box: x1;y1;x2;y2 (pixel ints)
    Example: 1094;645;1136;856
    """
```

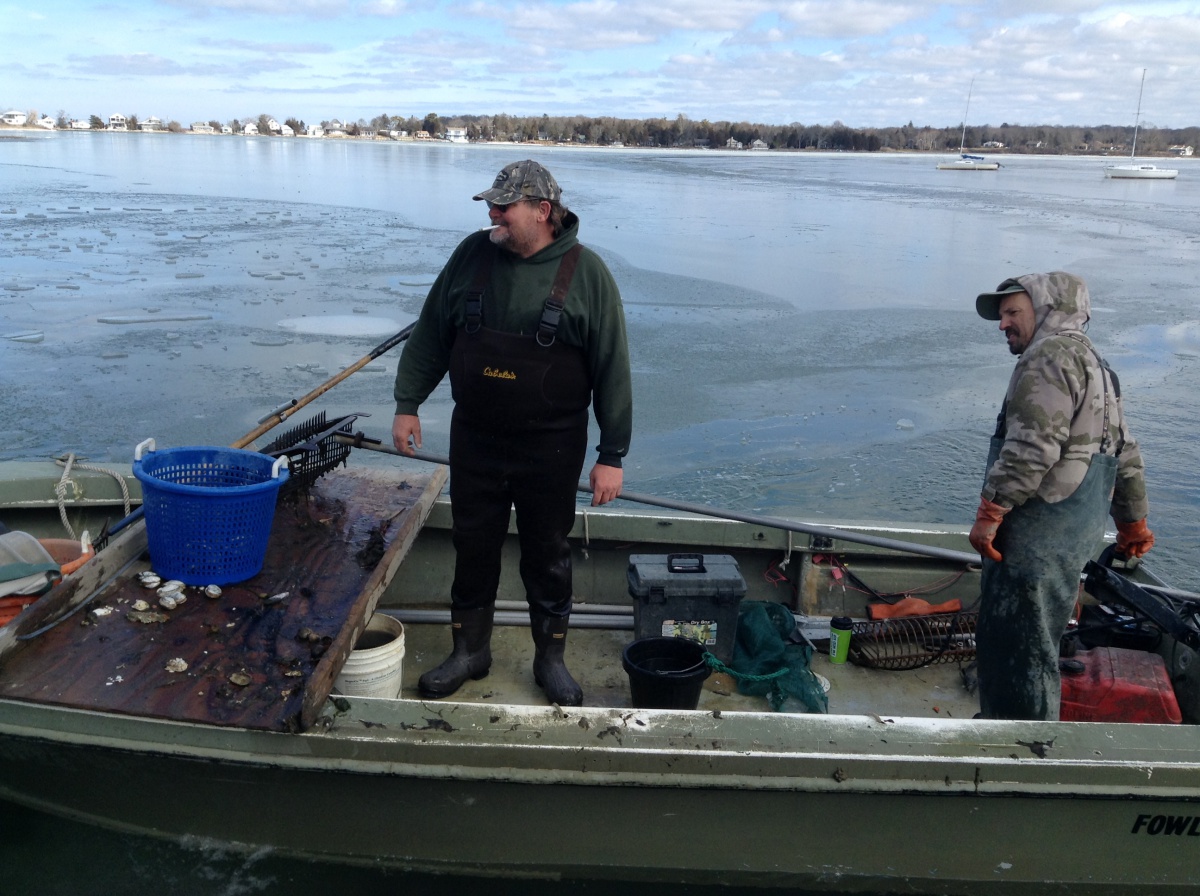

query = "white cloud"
776;1;928;38
160;0;351;14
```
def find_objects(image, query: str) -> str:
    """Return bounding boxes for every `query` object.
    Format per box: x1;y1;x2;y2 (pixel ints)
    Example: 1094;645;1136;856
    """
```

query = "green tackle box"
627;553;747;662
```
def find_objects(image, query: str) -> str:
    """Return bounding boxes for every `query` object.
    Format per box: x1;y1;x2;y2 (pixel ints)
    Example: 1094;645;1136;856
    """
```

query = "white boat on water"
1104;70;1178;180
1105;163;1178;180
937;153;1001;171
937;80;1001;171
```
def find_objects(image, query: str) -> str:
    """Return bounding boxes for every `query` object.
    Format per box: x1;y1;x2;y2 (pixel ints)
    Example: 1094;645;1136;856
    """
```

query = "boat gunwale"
3;695;1200;798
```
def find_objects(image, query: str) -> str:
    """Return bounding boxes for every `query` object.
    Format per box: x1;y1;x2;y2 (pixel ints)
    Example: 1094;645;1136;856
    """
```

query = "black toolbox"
627;553;747;662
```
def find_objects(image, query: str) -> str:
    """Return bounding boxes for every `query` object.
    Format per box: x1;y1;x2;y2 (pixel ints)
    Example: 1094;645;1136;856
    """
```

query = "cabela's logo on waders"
483;366;517;380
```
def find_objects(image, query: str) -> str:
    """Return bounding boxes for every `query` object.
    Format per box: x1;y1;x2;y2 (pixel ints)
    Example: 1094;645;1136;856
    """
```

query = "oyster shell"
165;657;188;673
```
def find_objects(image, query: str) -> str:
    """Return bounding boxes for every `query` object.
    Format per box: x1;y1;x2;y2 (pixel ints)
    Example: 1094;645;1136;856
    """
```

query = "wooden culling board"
0;467;446;732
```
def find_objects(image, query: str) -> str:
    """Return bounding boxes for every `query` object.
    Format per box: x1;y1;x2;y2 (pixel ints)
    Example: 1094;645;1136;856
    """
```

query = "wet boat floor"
395;615;982;719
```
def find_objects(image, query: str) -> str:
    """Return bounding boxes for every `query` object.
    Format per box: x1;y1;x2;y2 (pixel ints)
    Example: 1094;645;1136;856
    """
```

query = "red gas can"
1060;646;1181;724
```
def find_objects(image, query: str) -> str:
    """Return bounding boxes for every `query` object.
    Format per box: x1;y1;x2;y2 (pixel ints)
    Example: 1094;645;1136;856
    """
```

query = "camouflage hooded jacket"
983;272;1148;522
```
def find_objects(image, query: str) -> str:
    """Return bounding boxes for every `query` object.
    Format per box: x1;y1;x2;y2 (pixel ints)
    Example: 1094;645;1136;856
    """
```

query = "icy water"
2;132;1200;894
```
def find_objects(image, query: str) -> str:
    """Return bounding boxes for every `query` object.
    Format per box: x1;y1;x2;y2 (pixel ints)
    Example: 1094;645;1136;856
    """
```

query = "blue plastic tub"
132;442;289;585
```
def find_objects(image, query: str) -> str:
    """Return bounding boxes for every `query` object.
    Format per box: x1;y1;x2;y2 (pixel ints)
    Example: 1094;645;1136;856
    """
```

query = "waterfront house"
1;111;28;126
1169;145;1194;157
242;122;259;136
68;120;90;130
191;122;215;135
35;116;56;130
108;114;127;131
140;116;166;132
445;127;468;143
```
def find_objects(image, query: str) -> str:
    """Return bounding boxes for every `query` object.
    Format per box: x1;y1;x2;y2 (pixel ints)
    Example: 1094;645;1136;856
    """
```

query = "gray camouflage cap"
472;160;561;205
976;278;1029;320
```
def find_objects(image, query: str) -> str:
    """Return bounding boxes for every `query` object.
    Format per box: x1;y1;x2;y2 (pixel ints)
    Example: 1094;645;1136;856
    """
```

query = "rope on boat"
703;652;789;683
54;453;133;539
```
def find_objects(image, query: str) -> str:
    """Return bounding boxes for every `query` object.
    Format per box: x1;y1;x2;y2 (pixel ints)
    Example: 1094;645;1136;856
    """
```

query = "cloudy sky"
3;1;1198;129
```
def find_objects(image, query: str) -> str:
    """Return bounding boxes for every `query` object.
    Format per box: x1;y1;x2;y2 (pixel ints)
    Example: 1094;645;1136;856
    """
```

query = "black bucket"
622;637;711;710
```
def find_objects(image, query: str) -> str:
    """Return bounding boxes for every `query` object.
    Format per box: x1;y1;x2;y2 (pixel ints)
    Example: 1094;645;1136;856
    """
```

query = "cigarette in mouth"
480;224;500;232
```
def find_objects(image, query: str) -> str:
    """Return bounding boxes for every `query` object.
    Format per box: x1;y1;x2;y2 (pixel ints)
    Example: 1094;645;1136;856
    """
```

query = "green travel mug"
829;616;852;664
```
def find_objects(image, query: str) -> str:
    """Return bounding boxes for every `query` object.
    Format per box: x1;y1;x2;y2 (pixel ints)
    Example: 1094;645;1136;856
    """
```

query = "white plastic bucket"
334;614;405;698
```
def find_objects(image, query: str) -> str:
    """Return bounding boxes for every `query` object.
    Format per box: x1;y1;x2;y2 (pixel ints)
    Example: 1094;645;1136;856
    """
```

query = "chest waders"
977;342;1120;720
418;244;590;706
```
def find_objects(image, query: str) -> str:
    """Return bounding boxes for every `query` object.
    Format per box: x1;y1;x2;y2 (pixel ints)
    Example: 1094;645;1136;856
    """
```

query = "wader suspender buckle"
537;245;583;347
1064;333;1123;457
996;336;1126;456
464;244;496;335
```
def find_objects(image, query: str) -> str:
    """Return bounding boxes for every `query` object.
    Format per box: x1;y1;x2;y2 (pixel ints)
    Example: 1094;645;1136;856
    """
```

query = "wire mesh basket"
847;611;978;671
132;439;289;585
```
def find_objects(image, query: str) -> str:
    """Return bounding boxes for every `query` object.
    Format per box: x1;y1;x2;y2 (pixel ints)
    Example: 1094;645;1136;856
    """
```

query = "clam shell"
204;585;222;599
140;574;162;588
158;594;178;610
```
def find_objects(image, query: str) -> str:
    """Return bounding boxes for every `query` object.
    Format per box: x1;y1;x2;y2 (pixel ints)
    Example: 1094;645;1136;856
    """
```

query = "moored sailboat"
1105;70;1178;180
937;79;1000;171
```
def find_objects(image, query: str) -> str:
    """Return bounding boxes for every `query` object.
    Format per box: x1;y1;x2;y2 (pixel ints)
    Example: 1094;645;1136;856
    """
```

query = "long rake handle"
231;323;416;449
333;432;982;565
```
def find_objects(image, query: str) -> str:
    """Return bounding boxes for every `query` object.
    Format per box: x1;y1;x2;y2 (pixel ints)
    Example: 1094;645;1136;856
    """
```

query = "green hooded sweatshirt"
394;211;632;467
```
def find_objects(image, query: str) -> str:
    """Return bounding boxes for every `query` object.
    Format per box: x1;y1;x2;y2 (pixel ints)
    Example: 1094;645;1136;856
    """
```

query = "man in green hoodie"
970;272;1153;720
392;160;633;706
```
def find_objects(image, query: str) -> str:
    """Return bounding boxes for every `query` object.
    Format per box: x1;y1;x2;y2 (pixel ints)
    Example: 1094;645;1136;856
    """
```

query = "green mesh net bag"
713;600;828;714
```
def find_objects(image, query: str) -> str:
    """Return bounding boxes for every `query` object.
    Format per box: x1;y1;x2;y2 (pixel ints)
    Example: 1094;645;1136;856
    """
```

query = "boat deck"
0;460;993;723
0;468;446;732
396;611;983;719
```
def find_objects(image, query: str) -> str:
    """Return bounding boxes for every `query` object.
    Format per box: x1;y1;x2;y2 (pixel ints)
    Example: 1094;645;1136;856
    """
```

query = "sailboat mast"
1130;69;1145;161
959;79;974;152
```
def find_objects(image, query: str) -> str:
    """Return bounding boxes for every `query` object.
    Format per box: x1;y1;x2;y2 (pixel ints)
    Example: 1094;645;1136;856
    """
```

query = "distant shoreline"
0;122;1192;159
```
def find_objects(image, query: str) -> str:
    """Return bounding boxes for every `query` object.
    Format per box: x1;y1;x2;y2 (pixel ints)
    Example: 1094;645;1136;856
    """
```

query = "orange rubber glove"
1115;519;1155;559
969;497;1010;562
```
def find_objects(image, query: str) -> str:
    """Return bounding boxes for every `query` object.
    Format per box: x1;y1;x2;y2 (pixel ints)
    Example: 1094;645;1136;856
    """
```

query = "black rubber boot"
418;606;494;699
531;612;583;706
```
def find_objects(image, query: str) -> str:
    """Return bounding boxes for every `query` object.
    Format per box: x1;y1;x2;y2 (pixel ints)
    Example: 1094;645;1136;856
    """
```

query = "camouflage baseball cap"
976;277;1029;320
472;160;561;205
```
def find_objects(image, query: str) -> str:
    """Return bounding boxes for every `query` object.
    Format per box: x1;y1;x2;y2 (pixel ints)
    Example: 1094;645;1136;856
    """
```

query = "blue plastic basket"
132;441;290;585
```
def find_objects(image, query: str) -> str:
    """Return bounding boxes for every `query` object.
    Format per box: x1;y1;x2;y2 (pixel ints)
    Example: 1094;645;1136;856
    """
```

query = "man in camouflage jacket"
969;271;1153;719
